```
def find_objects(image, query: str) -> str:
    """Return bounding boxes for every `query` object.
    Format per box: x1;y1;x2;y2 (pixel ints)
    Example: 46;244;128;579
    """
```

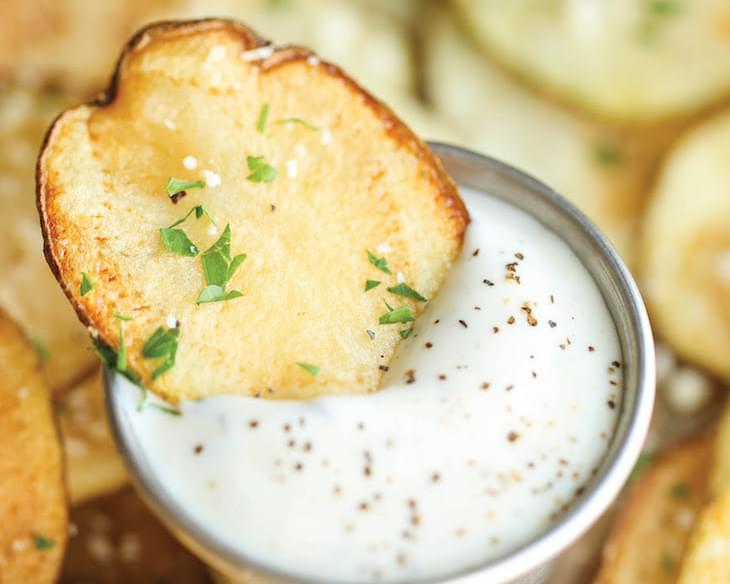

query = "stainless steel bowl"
105;143;655;584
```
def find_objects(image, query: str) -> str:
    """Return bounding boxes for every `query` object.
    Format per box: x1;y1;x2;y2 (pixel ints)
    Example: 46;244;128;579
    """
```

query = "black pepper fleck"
483;279;495;287
507;431;520;442
425;342;433;349
472;248;480;256
458;319;468;328
193;444;204;454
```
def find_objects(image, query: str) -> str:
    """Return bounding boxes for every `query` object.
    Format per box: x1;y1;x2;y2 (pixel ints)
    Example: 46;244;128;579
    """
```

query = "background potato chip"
641;109;730;380
454;0;730;123
0;309;67;584
0;83;97;393
56;369;128;505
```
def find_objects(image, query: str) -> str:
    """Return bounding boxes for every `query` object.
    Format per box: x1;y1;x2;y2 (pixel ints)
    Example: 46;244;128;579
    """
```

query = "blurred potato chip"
56;369;127;505
595;439;710;584
0;83;97;392
0;0;415;110
454;0;730;123
710;400;730;498
424;7;671;265
678;487;730;583
641;110;730;379
0;309;67;583
61;487;212;584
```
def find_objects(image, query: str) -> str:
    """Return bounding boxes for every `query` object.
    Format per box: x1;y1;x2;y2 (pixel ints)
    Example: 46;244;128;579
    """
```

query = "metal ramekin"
105;143;655;584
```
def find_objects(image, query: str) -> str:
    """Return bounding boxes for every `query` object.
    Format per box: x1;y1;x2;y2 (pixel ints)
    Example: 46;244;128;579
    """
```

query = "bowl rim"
105;142;655;584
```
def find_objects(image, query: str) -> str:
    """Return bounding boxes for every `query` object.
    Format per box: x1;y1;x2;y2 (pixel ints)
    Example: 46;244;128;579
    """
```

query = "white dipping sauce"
116;186;622;583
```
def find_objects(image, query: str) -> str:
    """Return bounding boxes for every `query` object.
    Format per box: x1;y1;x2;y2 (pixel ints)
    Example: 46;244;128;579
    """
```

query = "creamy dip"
114;186;622;583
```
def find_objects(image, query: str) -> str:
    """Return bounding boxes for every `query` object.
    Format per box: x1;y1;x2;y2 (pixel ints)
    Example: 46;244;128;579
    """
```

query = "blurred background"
3;1;730;582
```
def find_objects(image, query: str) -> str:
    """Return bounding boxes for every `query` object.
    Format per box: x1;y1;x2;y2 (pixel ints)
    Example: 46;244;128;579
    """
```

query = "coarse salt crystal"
716;249;730;283
210;71;222;86
163;118;176;130
208;224;218;236
286;159;298;179
241;46;275;62
397;272;406;283
11;539;27;552
294;144;307;156
166;314;178;329
65;437;89;457
207;45;227;64
307;55;320;66
203;169;221;188
17;387;29;399
183;156;197;170
321;129;332;145
663;366;714;414
376;243;391;254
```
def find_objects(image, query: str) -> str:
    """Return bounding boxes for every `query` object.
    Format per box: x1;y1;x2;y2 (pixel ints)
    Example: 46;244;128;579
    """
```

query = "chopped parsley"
148;403;182;416
256;102;270;133
197;225;246;304
630;451;654;481
91;316;141;386
142;326;179;380
277;117;319;131
367;251;391;274
160;205;216;257
160;228;198;257
593;140;623;167
166;177;206;198
30;337;49;363
365;280;381;292
113;311;133;321
387;283;427;302
399;328;413;339
246;155;277;183
379;306;415;325
297;362;320;376
80;272;94;296
669;482;690;499
33;535;55;550
660;551;675;574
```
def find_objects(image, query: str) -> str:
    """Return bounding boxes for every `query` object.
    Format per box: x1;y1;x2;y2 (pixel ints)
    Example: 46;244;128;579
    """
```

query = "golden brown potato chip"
595;439;711;584
56;369;127;505
0;309;67;583
454;0;730;123
60;487;212;584
641;109;730;379
0;83;97;392
38;19;467;402
678;487;730;583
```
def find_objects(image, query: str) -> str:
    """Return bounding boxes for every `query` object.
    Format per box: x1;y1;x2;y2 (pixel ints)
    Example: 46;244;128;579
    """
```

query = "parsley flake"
197;225;246;304
34;535;55;550
379;306;415;325
91;319;141;387
387;283;427;302
365;280;381;292
166;177;206;197
113;311;133;321
669;482;690;499
246;156;277;183
367;251;391;274
142;326;179;380
160;205;217;257
149;403;182;416
31;337;49;363
399;328;413;339
80;272;94;296
297;362;320;376
593;141;623;167
257;102;270;133
277;117;319;131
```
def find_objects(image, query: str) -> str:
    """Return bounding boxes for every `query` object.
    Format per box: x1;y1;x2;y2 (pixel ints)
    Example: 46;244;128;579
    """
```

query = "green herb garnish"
660;551;675;574
246;155;277;183
91;317;141;387
142;326;180;380
31;337;49;363
257;102;270;133
297;362;320;376
277;117;319;131
367;251;391;274
113;311;133;321
669;482;690;499
365;280;381;292
630;451;654;481
399;328;413;339
379;306;415;325
160;205;217;257
593;141;623;167
197;225;246;304
80;272;94;296
166;177;206;197
149;403;182;416
160;228;198;257
387;283;427;302
34;535;55;550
